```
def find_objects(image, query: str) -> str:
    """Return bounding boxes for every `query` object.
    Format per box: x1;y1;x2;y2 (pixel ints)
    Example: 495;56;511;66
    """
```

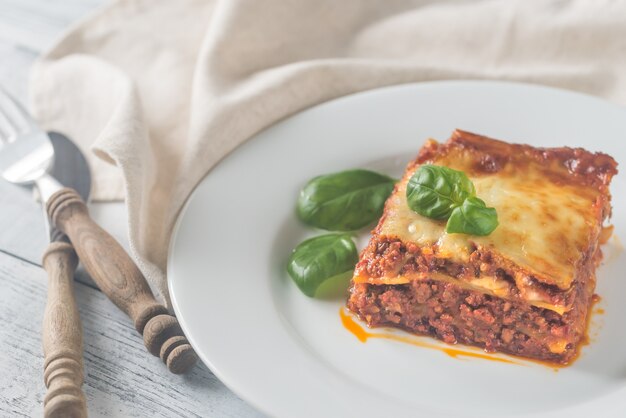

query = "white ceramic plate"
168;81;626;418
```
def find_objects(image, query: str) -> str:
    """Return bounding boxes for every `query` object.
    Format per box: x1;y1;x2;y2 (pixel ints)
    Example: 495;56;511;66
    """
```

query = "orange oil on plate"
613;234;624;251
603;233;624;265
587;301;606;344
339;308;517;365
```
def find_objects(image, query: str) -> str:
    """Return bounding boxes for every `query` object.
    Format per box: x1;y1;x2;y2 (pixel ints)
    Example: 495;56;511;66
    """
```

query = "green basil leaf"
297;169;396;231
406;164;476;219
287;234;358;297
446;196;499;236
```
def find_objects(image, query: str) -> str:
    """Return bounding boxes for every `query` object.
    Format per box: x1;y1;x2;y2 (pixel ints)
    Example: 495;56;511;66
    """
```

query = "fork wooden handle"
47;188;198;374
42;241;87;418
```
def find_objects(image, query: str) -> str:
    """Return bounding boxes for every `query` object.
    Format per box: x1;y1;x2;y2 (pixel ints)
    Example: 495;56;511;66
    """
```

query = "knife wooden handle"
47;188;198;374
42;241;87;418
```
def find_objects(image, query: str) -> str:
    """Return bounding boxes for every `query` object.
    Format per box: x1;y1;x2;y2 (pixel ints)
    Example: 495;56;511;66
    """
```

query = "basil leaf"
297;169;396;231
287;234;358;297
446;196;499;236
406;164;476;219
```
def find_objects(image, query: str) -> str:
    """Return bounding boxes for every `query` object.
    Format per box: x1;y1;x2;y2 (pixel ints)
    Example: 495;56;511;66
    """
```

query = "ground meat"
347;277;594;364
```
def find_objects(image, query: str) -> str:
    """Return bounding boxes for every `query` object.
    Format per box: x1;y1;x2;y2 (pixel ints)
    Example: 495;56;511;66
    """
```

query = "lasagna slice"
347;130;617;364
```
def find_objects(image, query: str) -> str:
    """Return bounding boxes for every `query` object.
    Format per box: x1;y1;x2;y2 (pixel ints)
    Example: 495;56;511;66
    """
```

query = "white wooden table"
0;1;261;416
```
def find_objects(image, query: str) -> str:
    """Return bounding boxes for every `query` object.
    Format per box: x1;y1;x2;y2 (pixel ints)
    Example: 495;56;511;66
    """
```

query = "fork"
0;88;88;418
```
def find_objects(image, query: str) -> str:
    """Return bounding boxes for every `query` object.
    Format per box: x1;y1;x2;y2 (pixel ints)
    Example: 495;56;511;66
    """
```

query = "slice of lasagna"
347;130;617;364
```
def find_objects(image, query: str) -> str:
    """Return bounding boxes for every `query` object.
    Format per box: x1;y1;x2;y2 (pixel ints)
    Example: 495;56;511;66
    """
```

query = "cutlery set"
0;89;197;417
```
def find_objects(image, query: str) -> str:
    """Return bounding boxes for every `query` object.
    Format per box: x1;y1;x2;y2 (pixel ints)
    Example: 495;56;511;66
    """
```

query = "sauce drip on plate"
339;308;517;365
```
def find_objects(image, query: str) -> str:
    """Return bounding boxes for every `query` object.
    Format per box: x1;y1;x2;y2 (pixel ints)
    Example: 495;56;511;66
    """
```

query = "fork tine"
0;87;35;142
0;111;17;143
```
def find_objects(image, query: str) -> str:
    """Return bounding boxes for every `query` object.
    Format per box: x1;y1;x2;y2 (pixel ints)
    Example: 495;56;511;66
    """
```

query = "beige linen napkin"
30;0;626;307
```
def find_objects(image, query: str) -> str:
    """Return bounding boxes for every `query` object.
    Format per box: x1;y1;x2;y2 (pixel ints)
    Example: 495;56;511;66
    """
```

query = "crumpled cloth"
30;0;626;306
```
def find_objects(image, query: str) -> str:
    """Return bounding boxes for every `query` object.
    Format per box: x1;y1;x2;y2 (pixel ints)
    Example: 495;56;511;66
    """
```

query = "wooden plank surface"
0;0;106;51
0;1;263;416
0;181;46;265
0;251;260;417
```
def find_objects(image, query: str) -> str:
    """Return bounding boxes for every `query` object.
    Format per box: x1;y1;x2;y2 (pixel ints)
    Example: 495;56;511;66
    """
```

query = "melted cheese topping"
380;150;599;291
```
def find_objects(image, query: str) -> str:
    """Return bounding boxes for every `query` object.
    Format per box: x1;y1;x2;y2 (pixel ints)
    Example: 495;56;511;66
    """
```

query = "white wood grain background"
0;1;262;417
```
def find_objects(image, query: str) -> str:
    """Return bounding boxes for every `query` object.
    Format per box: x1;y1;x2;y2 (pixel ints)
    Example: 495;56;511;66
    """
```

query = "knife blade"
45;132;92;241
